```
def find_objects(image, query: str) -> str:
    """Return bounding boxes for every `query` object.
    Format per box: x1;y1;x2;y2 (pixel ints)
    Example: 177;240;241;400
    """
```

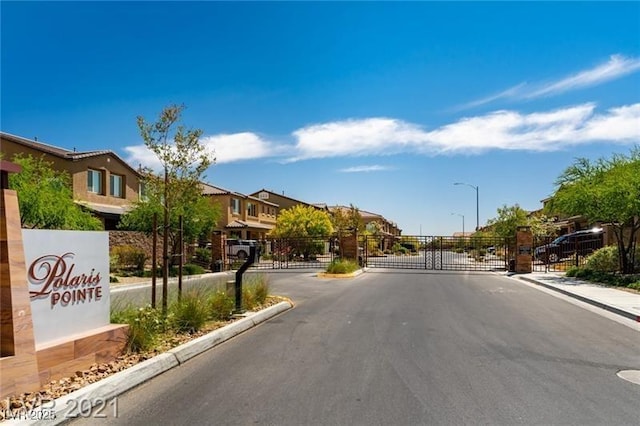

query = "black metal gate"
361;235;512;271
250;236;338;270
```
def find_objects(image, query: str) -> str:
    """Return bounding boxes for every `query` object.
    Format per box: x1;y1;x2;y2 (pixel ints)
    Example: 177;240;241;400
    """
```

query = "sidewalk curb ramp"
12;301;293;426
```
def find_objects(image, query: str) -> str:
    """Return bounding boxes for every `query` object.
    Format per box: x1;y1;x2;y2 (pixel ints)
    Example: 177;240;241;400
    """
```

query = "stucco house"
1;131;141;229
249;189;328;213
202;183;278;239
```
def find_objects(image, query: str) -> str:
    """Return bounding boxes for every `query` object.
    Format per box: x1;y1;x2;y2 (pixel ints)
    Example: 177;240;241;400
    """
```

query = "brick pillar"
342;233;360;262
211;232;226;271
515;226;533;273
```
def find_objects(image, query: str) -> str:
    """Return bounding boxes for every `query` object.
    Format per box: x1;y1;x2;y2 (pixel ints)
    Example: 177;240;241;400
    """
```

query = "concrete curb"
317;268;365;279
14;301;293;426
518;276;640;323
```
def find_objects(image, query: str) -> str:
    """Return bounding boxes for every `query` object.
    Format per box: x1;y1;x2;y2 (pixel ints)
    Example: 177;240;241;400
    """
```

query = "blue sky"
2;1;639;235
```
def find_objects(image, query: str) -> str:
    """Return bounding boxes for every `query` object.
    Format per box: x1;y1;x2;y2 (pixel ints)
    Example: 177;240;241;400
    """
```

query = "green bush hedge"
111;274;272;353
326;259;360;274
194;248;211;263
111;245;146;272
585;246;619;273
566;266;640;289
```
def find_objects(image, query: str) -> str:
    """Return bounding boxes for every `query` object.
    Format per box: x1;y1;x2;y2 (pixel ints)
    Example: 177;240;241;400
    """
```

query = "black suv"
534;228;604;263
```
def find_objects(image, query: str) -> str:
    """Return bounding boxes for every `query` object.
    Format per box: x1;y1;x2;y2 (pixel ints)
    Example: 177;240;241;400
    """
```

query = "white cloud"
123;145;163;171
462;55;640;109
124;103;640;169
458;83;527;110
287;103;640;159
339;165;394;173
291;118;428;161
124;132;278;170
200;132;277;163
525;55;640;99
579;103;640;142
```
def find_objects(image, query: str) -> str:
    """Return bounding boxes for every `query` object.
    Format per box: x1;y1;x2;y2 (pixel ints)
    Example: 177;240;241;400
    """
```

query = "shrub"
109;253;120;272
109;275;119;283
565;266;579;277
112;305;166;353
247;274;269;304
111;245;146;272
326;259;360;274
400;242;417;253
183;263;205;275
241;274;270;309
194;247;211;263
585;246;619;273
470;249;486;261
170;291;210;333
142;264;204;277
391;242;410;255
574;268;595;280
209;291;234;321
230;260;244;270
242;287;257;311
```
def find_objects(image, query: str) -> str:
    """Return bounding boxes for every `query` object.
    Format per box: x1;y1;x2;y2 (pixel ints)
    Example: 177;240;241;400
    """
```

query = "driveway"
76;270;639;425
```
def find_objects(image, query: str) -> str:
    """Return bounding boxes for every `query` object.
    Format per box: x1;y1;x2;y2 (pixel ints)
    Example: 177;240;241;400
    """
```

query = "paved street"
76;271;639;425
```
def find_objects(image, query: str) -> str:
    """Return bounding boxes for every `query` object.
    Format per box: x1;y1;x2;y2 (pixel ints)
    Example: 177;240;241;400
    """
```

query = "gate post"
211;231;226;272
342;232;360;264
515;226;533;273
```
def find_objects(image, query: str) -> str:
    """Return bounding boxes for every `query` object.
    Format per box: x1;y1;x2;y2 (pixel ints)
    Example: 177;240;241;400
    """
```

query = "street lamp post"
454;182;479;231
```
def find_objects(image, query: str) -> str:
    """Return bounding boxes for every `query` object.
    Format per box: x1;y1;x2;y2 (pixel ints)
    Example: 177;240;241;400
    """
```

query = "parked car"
534;228;604;263
227;239;260;260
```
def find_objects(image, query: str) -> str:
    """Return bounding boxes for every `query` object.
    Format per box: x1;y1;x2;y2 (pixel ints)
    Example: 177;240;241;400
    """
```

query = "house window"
87;169;103;194
110;174;124;198
247;202;257;217
231;198;241;215
139;182;147;200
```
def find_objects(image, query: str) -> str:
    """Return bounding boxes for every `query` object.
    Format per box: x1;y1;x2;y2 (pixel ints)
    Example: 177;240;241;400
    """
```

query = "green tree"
546;149;640;273
121;104;216;313
8;154;102;230
330;205;363;257
271;205;334;238
119;175;219;263
485;204;530;239
270;205;333;260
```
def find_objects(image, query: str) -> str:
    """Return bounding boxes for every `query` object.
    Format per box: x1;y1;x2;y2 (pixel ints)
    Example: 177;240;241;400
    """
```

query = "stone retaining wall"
109;231;198;267
109;231;160;259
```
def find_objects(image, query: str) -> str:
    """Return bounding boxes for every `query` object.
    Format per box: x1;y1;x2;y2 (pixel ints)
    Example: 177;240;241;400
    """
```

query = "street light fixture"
454;182;479;231
451;212;465;236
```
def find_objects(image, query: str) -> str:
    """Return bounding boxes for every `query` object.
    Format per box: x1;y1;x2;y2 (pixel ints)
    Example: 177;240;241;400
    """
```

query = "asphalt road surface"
74;270;639;425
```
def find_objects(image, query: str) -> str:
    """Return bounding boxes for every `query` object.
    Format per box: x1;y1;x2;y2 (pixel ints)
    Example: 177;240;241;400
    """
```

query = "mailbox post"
234;245;257;314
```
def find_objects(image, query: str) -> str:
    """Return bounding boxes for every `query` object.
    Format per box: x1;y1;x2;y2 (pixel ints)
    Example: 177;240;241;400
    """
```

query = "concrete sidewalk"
516;272;640;323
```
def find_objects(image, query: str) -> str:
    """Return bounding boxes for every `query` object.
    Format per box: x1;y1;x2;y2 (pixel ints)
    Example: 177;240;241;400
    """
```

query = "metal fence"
249;236;338;270
209;233;626;273
361;235;511;271
531;235;605;273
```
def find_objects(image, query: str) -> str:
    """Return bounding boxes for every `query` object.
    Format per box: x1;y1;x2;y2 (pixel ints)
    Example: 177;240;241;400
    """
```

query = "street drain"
617;370;640;385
